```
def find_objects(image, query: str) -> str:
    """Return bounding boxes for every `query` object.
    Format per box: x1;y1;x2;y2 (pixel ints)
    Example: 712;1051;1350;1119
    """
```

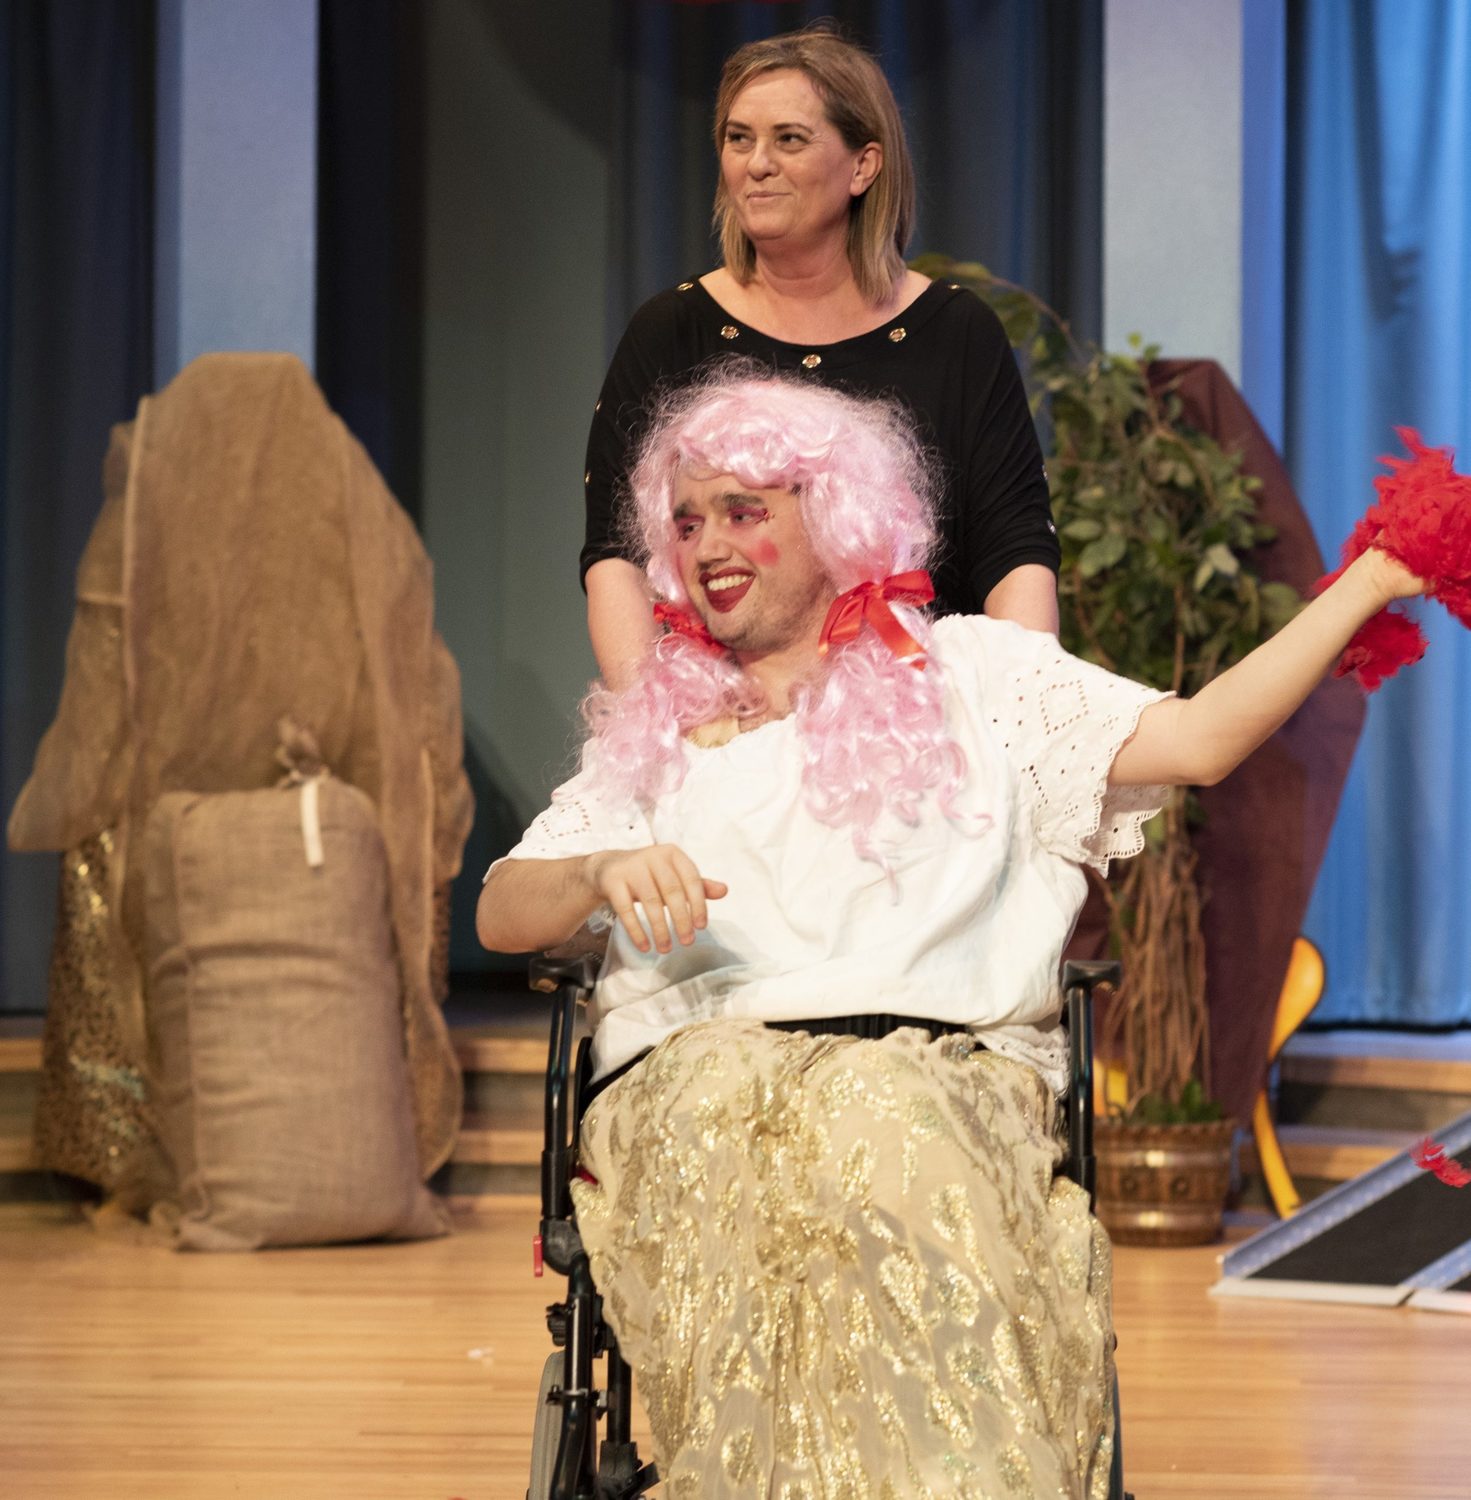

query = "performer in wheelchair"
478;368;1428;1498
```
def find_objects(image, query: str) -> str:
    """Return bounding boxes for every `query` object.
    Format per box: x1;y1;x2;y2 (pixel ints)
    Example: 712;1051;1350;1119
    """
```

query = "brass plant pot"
1094;1117;1236;1247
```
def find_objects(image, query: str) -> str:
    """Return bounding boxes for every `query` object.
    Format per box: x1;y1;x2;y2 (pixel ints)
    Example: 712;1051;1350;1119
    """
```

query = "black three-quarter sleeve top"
581;277;1058;616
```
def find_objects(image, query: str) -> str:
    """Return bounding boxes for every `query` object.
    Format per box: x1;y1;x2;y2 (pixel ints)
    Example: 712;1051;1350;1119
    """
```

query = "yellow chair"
1095;1054;1128;1118
1251;937;1326;1217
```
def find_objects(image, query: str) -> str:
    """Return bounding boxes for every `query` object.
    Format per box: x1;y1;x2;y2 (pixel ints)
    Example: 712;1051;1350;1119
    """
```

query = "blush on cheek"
746;538;780;567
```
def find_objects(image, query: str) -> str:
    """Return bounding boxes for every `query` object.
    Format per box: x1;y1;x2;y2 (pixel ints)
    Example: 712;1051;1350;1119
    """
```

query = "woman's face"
720;69;880;256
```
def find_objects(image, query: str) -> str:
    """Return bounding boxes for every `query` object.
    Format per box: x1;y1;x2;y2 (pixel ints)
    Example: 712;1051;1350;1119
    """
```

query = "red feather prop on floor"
1313;428;1471;690
1411;1136;1471;1189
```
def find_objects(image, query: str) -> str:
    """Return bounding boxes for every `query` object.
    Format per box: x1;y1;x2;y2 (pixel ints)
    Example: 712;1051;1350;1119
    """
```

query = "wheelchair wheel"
527;1350;564;1500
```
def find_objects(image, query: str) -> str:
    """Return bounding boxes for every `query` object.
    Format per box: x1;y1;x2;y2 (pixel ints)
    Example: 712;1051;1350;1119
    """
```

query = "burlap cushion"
144;781;449;1250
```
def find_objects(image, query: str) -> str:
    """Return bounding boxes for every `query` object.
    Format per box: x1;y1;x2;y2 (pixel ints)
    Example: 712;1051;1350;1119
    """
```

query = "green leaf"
1078;533;1127;577
934;242;1283;704
1062;518;1103;541
1260;581;1305;630
1205;542;1240;577
1175;1079;1224;1123
907;252;952;279
999;307;1040;345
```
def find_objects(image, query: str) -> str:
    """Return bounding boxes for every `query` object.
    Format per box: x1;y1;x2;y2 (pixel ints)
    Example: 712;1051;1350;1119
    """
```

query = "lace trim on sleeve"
990;651;1172;875
519;790;642;853
481;773;650;937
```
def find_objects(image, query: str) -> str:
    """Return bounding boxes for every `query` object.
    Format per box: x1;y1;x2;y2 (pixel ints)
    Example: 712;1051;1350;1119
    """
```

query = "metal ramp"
1213;1109;1471;1313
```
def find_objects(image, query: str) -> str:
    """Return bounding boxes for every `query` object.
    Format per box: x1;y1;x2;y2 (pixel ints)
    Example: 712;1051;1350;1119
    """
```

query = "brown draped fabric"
1066;359;1365;1125
8;354;474;1186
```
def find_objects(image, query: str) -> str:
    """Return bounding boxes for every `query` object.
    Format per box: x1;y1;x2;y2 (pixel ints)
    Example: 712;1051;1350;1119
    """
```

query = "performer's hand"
583;845;728;954
1356;546;1429;603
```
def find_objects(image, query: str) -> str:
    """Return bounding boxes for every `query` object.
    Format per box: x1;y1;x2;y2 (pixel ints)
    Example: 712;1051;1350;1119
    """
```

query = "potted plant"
915;256;1303;1244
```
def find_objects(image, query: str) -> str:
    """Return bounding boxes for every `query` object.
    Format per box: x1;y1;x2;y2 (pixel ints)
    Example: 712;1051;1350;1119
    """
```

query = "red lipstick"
703;572;754;613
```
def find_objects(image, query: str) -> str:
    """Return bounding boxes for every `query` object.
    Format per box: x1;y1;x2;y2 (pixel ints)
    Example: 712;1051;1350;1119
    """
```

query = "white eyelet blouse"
493;616;1171;1094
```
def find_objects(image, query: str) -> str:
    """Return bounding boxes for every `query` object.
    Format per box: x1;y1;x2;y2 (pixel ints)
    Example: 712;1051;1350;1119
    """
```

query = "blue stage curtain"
607;0;1102;345
317;0;426;524
0;1;155;1014
1287;0;1471;1024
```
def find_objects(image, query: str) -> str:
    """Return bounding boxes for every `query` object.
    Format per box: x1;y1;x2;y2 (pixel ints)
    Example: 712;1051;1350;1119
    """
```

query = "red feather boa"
1314;428;1471;691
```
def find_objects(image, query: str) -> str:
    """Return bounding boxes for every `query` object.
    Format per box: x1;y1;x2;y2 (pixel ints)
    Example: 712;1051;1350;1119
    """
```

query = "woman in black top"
584;25;1059;686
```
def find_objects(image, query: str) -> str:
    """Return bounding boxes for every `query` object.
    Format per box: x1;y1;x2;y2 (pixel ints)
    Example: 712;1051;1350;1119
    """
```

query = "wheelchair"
525;955;1133;1500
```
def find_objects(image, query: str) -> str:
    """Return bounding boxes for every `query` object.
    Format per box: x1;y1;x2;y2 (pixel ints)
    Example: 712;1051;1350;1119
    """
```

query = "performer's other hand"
584;845;728;954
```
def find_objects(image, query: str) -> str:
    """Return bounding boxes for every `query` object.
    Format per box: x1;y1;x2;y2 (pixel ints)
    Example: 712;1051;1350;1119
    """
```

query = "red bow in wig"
653;601;727;655
1315;428;1471;691
818;571;935;667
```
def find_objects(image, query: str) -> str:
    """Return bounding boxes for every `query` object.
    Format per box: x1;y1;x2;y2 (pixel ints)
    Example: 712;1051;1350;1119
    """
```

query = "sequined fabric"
572;1021;1115;1498
32;833;150;1192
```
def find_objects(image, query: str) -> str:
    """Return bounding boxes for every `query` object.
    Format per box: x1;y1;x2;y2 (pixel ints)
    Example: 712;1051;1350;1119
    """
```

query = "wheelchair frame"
525;954;1130;1500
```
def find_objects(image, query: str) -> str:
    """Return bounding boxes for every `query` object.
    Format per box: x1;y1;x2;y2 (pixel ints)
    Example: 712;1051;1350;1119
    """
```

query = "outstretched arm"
1111;550;1423;788
478;845;728;956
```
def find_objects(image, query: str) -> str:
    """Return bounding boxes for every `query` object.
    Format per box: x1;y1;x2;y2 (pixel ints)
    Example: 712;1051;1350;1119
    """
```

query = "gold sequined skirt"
33;834;151;1193
571;1020;1115;1500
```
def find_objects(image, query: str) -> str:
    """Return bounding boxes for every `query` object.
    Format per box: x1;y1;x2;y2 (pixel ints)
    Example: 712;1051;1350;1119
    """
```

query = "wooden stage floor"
3;1198;1468;1499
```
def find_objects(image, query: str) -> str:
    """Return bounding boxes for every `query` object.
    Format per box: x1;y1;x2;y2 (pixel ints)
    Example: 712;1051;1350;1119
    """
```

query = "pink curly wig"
580;366;973;859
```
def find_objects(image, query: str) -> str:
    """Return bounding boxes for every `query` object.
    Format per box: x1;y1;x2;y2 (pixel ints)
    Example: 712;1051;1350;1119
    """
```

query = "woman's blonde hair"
712;26;915;306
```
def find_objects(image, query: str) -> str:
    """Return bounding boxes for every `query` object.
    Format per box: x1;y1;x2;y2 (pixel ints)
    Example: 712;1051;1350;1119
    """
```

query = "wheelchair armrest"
534;954;598;1227
533;945;606;1235
530;952;601;995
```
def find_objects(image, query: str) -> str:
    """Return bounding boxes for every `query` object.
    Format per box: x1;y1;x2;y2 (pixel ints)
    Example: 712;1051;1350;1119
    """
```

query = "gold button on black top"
888;327;907;343
720;324;740;340
677;281;695;291
801;353;822;369
584;471;591;485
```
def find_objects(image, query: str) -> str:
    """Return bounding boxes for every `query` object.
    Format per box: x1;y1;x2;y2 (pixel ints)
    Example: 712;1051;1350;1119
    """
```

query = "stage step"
0;996;565;1202
0;1034;42;1071
1236;1123;1417;1194
1277;1033;1471;1133
1233;1028;1471;1208
4;1011;1469;1206
0;1026;42;1188
441;987;581;1198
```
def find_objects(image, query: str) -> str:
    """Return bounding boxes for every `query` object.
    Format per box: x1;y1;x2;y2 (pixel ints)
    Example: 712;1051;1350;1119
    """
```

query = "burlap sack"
145;780;449;1251
10;355;474;1186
